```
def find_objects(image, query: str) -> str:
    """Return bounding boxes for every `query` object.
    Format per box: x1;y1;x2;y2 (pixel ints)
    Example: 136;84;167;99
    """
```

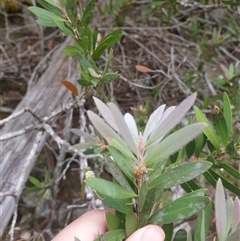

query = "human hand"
52;209;165;241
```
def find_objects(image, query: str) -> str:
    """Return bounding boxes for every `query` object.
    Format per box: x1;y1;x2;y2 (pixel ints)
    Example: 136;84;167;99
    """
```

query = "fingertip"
127;225;165;241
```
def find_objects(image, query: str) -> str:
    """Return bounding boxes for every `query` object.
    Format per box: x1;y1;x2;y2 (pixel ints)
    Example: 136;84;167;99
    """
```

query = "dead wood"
0;37;77;237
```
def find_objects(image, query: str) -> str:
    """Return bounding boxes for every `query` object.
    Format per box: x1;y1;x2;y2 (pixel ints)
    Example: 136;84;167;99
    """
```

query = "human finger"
126;225;165;241
52;209;113;241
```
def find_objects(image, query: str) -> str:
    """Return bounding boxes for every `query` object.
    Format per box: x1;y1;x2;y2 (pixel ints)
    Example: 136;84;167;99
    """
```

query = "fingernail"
140;226;164;241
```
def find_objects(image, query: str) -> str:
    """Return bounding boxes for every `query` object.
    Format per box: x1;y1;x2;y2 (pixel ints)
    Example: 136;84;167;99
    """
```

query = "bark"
0;37;77;237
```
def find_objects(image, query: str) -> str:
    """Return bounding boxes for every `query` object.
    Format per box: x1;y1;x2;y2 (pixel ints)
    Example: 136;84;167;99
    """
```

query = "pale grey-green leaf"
143;104;166;142
145;123;207;165
87;111;126;147
231;197;240;232
124;113;138;142
108;103;137;153
147;92;197;145
215;179;227;241
93;97;119;132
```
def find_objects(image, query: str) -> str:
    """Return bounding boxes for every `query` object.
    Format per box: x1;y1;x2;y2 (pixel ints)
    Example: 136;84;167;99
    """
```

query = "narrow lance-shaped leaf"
143;104;166;142
61;80;78;96
38;0;62;16
194;202;212;241
105;157;134;192
93;229;126;241
87;111;126;148
108;146;135;182
173;229;187;241
148;161;212;190
93;97;119;132
125;210;138;237
36;18;57;27
145;106;176;155
29;6;65;21
148;196;210;225
194;106;220;151
147;92;197;145
108;103;137;154
108;138;135;159
231;197;240;232
106;212;122;230
223;92;232;137
225;197;233;237
215;179;227;241
85;177;136;199
145;123;207;165
82;0;95;27
236;86;240;118
124;113;138;142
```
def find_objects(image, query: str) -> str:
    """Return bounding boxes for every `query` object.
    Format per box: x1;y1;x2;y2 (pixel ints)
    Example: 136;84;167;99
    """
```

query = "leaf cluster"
29;0;122;90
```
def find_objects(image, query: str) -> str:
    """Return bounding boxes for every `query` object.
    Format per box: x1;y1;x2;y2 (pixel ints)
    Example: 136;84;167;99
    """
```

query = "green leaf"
222;1;240;6
92;42;107;61
138;179;148;214
99;195;130;214
22;186;43;194
181;180;201;193
212;112;228;146
148;196;210;225
94;229;126;241
82;0;95;27
145;123;207;165
78;36;90;53
139;188;163;227
103;48;114;75
78;55;98;72
125;210;138;237
36;18;57;27
38;0;62;16
180;188;207;199
59;0;66;7
223;92;232;137
77;78;92;86
194;202;212;241
186;140;195;158
162;223;173;241
85;177;136;199
63;46;82;57
108;138;134;159
173;229;187;241
52;19;74;37
204;170;240;196
108;146;135;182
106;212;122;230
194;106;220;151
92;28;122;60
216;163;240;180
148;161;212;190
29;6;65;21
236;86;240;118
29;176;42;187
102;73;119;83
194;132;206;158
105;157;134;192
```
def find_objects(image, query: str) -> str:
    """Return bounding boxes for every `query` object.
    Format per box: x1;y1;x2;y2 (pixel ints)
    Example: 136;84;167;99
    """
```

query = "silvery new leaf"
87;93;207;166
